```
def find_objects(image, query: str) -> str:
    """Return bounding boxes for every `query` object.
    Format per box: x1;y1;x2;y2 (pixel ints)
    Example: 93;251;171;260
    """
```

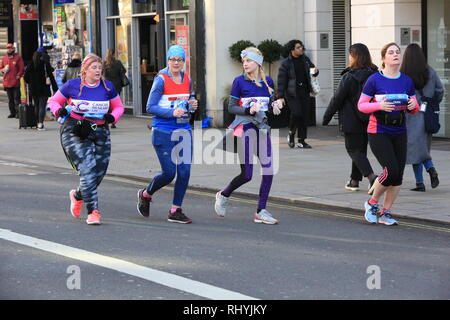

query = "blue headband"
167;45;186;61
240;50;263;66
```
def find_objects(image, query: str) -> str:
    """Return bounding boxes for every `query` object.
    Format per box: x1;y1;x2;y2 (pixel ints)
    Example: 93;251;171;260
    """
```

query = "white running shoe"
254;209;279;225
214;191;229;217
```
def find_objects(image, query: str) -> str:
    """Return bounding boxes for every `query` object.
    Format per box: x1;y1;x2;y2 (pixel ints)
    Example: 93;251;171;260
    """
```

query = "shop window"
110;0;132;16
166;13;189;75
427;0;449;137
134;0;157;13
167;0;190;11
107;17;133;107
47;1;91;87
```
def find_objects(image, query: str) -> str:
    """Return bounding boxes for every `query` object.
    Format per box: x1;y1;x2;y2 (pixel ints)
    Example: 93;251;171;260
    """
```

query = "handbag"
419;89;441;134
44;64;51;85
310;75;320;96
121;69;130;87
309;67;320;96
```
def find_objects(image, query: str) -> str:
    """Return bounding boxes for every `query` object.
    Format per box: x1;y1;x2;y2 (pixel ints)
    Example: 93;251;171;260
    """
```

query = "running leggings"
61;119;111;213
222;125;274;211
368;133;407;187
146;128;192;207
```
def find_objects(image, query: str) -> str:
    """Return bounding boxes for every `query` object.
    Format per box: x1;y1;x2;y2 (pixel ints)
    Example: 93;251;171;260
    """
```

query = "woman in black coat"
24;48;58;130
323;43;378;192
104;49;127;128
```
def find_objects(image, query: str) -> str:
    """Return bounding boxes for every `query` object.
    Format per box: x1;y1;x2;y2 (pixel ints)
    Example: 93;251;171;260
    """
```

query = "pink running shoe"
86;210;101;225
69;189;83;218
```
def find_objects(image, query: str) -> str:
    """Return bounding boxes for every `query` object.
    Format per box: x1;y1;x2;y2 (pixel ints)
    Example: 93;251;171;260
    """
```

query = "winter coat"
62;59;81;83
104;59;126;94
323;67;377;133
24;59;58;97
0;53;25;88
406;67;444;164
277;54;318;100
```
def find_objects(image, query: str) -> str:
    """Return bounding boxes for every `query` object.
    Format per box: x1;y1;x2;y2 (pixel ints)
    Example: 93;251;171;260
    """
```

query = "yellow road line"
104;176;450;234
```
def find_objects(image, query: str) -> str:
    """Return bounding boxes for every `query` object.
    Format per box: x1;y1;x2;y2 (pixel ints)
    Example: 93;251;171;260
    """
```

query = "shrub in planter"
257;39;282;77
228;40;256;63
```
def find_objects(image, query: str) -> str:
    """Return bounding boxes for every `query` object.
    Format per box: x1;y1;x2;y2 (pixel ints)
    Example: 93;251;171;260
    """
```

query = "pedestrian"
47;53;124;225
62;52;82;83
104;49;127;129
0;43;25;119
136;45;198;224
358;42;419;226
277;40;319;149
214;47;284;225
400;44;443;192
323;43;378;192
24;47;58;131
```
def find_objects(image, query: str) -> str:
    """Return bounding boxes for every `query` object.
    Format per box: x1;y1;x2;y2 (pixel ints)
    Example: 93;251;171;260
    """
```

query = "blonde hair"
243;47;274;95
72;52;81;60
79;53;111;96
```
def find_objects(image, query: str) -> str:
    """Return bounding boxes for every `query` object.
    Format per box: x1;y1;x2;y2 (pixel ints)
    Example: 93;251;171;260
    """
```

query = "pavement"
1;95;449;224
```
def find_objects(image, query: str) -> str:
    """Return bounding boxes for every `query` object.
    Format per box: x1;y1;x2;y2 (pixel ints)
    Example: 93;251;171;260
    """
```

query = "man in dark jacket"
277;40;318;148
1;43;25;118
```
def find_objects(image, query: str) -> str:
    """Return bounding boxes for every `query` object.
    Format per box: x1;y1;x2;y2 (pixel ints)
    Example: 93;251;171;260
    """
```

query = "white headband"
240;50;263;66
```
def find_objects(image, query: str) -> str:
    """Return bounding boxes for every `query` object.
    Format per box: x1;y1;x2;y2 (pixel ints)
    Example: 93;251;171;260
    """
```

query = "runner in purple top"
358;43;419;226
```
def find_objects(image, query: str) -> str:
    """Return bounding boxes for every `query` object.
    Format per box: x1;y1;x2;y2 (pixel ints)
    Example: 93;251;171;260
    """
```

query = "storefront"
100;0;192;115
424;0;450;137
39;0;93;87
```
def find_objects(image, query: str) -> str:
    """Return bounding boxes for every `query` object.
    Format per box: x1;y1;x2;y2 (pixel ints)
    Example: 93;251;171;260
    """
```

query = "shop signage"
176;25;190;76
19;4;38;20
55;0;76;5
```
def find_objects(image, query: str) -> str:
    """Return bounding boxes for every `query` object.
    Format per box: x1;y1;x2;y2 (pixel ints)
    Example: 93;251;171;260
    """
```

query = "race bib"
241;97;270;112
70;99;110;115
375;94;409;111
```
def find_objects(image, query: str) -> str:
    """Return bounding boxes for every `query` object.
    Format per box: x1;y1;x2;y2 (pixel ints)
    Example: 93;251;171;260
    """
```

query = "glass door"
427;0;450;137
138;16;160;114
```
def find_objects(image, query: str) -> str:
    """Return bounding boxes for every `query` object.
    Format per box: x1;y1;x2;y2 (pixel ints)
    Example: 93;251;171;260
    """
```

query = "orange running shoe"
69;190;83;218
86;210;101;225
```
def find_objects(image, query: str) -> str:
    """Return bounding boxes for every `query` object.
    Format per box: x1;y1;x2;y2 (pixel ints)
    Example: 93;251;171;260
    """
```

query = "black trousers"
288;90;310;141
5;87;20;116
344;132;374;181
32;95;49;123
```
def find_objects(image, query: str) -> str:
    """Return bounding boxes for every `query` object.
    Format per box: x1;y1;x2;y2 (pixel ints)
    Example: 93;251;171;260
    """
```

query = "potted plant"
257;39;283;77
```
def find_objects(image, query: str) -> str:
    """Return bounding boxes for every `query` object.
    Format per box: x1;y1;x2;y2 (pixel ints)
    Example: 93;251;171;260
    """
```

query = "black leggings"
368;133;407;187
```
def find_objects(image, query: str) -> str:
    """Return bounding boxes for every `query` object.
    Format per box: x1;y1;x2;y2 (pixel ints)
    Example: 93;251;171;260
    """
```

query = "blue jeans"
412;160;434;183
146;128;192;207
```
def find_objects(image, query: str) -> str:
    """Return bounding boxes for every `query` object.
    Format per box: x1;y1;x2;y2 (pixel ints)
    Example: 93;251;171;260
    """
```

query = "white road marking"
0;228;257;300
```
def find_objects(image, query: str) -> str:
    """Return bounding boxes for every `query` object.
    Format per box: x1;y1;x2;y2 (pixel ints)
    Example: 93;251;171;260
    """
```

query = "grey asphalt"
1;163;449;300
1;95;449;224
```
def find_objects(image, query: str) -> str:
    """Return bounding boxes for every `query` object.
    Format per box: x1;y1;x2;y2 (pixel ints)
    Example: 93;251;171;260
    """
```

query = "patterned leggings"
60;119;111;213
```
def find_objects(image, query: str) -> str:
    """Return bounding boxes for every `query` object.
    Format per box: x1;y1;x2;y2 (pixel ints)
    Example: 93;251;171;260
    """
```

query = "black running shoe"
168;208;192;224
137;189;151;218
427;167;439;189
287;134;295;148
297;140;312;149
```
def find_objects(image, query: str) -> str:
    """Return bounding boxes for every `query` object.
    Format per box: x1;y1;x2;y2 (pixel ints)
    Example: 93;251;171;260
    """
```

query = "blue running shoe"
364;201;379;224
379;210;398;226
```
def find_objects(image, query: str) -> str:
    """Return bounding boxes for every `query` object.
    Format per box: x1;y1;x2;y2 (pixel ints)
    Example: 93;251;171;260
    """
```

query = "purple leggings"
222;125;273;211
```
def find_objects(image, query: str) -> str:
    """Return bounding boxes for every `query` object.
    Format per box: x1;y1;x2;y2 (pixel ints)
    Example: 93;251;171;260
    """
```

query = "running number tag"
375;94;409;111
174;99;190;124
241;97;270;112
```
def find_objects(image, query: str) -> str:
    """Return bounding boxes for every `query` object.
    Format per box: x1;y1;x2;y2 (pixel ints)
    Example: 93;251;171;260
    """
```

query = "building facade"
4;0;449;137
